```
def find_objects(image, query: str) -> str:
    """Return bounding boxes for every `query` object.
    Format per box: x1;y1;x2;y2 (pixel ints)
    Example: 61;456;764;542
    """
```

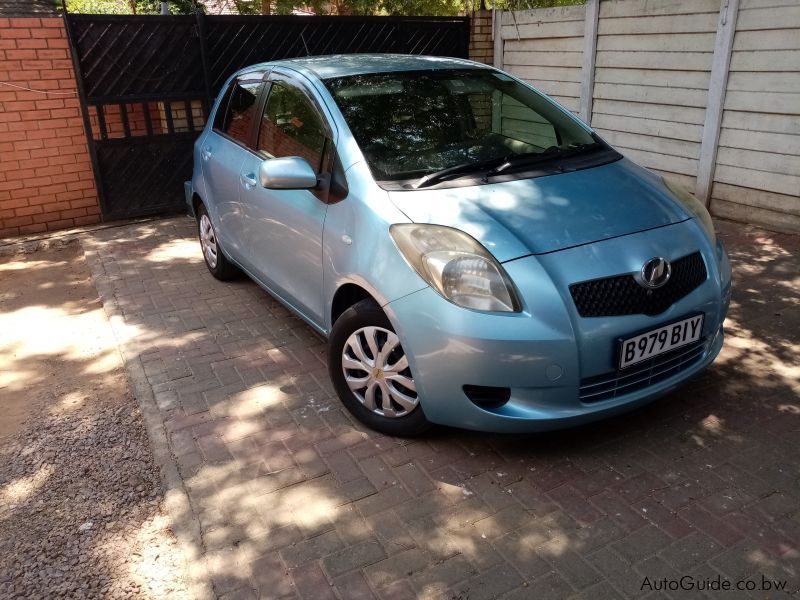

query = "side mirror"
259;156;318;190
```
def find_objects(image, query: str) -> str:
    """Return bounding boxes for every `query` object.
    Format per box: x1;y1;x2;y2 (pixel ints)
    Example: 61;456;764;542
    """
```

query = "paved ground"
81;217;799;599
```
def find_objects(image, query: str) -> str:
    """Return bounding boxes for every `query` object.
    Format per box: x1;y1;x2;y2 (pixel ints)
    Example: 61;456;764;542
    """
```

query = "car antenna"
300;32;310;56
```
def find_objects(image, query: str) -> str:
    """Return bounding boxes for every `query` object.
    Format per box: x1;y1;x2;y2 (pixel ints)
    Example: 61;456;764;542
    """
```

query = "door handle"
240;173;257;189
201;147;212;161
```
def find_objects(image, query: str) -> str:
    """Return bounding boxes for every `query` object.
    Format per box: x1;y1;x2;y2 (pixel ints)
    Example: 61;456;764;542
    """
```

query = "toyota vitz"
187;55;731;436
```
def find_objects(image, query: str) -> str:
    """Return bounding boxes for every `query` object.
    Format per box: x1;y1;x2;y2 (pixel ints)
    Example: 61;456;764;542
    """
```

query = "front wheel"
328;299;431;436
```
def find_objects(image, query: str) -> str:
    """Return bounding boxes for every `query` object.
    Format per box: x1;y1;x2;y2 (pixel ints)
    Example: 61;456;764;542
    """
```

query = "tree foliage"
65;0;199;14
494;0;584;9
65;0;584;16
381;0;464;17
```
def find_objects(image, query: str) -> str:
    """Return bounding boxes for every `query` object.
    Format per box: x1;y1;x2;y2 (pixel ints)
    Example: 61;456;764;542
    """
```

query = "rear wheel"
329;299;431;436
196;204;238;281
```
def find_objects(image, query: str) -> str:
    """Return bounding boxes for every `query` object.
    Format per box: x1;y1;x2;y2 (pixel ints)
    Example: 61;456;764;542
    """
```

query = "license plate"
619;315;704;369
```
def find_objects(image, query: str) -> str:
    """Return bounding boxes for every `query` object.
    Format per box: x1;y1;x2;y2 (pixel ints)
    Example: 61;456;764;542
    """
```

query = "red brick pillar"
0;17;101;238
469;9;494;65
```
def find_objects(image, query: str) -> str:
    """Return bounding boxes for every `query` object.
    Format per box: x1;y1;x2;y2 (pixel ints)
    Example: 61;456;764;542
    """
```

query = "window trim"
211;83;234;132
211;71;268;153
256;74;334;173
258;74;344;203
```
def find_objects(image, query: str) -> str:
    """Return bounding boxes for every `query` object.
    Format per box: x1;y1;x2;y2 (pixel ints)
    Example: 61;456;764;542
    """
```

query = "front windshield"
324;68;598;183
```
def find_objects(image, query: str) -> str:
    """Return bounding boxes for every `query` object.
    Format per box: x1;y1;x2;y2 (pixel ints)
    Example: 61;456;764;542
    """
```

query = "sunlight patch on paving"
144;238;203;264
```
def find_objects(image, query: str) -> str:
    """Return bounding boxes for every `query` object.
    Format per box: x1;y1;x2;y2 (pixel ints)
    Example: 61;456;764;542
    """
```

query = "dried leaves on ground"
0;243;190;599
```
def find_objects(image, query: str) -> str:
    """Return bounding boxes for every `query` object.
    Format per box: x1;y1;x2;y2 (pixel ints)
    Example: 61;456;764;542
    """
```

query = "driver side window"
257;82;327;172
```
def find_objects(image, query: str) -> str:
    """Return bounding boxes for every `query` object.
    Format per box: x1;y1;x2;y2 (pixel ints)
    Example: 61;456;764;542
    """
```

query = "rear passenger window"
219;79;263;146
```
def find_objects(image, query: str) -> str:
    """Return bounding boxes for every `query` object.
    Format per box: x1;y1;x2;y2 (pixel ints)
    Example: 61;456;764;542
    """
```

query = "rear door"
200;72;266;263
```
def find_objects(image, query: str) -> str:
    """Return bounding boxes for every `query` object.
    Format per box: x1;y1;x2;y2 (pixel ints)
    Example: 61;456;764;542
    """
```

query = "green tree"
381;0;464;16
65;0;584;16
226;0;380;15
65;0;127;13
66;0;199;14
136;0;199;12
492;0;584;8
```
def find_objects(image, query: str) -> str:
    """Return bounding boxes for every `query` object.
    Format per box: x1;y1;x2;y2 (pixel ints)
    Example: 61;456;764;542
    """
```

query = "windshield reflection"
324;69;597;183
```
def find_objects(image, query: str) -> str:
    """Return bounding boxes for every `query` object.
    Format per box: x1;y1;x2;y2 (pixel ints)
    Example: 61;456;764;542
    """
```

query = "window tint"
212;85;234;131
220;79;263;146
257;83;327;172
325;70;594;181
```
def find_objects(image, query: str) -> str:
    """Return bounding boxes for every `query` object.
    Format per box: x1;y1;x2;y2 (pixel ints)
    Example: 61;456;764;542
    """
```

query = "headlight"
662;178;716;243
390;224;521;312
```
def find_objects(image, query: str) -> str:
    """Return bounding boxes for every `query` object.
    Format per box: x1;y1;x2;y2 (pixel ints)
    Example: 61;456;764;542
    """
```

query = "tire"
196;203;239;281
329;299;431;437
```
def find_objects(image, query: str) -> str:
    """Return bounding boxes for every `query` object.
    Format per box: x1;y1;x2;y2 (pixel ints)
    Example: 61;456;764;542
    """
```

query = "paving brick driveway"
82;218;799;599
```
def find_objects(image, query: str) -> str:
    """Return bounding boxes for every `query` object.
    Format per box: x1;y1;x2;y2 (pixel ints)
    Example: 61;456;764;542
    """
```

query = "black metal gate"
63;12;470;221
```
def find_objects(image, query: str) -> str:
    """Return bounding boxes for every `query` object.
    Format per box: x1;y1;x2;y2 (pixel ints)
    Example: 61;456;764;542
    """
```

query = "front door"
239;77;332;326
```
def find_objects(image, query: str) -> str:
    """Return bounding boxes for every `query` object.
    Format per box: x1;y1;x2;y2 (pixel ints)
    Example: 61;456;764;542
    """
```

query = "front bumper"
384;221;731;433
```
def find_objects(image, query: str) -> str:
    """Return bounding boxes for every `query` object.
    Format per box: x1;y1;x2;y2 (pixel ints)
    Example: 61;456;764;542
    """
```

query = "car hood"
387;158;690;262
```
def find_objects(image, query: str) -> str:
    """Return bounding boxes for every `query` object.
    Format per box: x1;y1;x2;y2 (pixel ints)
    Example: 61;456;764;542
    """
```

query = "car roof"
241;53;492;80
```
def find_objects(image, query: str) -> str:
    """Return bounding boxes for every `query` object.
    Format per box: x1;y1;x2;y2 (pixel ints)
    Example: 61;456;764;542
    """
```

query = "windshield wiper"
481;142;604;181
409;142;605;189
410;156;508;189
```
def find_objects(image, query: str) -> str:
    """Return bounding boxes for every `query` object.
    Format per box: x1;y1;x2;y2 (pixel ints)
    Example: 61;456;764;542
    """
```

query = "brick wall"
469;9;493;65
0;17;100;238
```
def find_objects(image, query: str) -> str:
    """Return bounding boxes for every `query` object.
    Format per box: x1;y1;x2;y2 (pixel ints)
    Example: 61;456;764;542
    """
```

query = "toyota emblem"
639;257;672;289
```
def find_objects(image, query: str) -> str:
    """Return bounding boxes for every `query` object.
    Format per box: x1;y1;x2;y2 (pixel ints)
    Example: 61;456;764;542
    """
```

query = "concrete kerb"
0;215;174;257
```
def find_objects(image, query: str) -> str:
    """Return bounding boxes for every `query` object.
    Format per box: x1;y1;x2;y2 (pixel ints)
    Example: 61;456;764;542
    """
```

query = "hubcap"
199;214;218;269
342;326;418;418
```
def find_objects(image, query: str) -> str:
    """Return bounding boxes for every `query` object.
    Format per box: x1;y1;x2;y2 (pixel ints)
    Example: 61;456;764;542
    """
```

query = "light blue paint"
189;55;731;433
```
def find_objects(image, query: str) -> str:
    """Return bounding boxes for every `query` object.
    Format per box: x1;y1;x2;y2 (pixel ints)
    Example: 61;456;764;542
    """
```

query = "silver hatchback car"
187;55;731;436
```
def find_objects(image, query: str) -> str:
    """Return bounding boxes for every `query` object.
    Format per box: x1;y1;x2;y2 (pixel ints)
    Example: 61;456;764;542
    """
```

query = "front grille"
579;337;708;403
569;252;707;317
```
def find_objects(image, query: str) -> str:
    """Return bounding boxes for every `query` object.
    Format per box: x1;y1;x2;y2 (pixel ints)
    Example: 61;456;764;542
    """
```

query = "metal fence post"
195;9;213;112
60;0;108;220
462;16;471;59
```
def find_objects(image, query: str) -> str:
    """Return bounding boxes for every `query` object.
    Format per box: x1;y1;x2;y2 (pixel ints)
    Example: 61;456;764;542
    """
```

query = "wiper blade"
482;142;604;180
409;142;605;189
410;156;508;189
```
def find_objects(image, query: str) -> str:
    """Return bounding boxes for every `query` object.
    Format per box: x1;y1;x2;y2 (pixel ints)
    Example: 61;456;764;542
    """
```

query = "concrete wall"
710;0;800;231
497;5;585;114
489;0;800;234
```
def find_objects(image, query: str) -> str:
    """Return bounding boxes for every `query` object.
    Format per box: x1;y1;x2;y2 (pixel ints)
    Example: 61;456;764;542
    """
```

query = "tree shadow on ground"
39;217;800;598
0;243;190;598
